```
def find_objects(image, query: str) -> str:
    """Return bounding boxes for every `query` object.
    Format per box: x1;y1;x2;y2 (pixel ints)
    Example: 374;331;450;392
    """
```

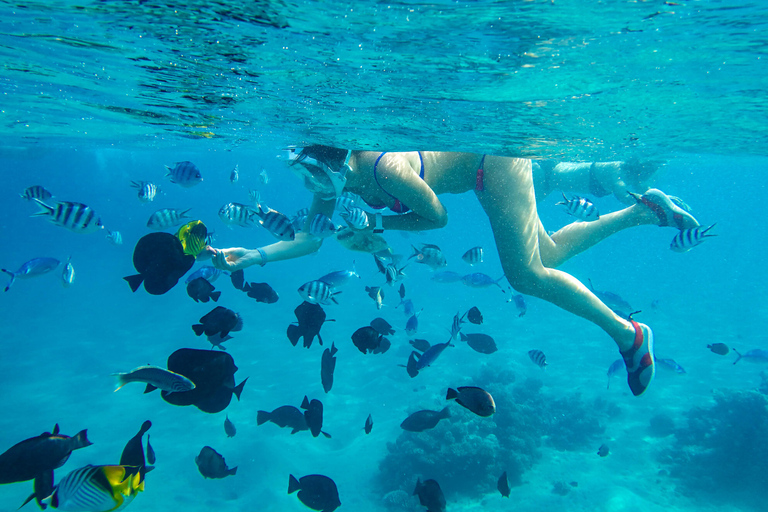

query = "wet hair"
291;145;349;173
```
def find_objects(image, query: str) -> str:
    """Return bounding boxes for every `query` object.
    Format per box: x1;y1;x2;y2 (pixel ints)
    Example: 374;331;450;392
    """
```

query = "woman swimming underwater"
209;146;700;397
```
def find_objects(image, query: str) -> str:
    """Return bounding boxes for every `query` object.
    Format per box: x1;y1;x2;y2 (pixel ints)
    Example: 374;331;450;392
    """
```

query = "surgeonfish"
707;343;730;356
146;208;191;230
42;464;145;511
60;257;75;287
123;232;195;295
224;416;237;437
20;185;53;202
670;224;717;252
195;446;237;479
497;471;510;498
446;386;496;417
165;161;203;187
411;341;453;375
733;348;768;365
460;332;498;354
400;408;451;432
130;181;159;203
0;425;92;484
466;306;483;325
461;246;483;265
2;257;60;292
413;478;446;512
556;193;600;221
32;199;104;234
230;164;239;184
528;349;548;368
218;202;257;227
321;343;338;393
113;365;195;393
364;414;373;435
288;474;341;512
298;280;339;305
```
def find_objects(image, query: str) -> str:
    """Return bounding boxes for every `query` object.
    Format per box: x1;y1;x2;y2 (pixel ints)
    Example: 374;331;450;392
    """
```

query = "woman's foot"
620;320;655;396
629;189;699;229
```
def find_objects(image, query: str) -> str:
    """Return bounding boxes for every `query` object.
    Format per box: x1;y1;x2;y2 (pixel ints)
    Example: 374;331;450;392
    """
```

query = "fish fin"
290;428;301;434
113;373;128;392
317;333;324;346
301;396;310;409
440;406;451;418
330;343;338;357
192;324;205;336
733;349;742;365
321;431;332;439
460;332;468;341
233;378;248;400
52;424;60;435
30;198;54;217
210;291;221;302
229;466;238;476
256;411;270;425
287;325;301;346
144;466;155;474
446;388;459;400
144;383;157;394
123;274;144;293
288;474;300;494
1;269;15;292
18;493;37;509
73;429;92;448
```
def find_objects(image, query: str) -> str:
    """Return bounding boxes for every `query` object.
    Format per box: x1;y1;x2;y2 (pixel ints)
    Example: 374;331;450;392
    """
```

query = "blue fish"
733;349;768;365
398;298;415;317
511;294;527;317
413;341;453;373
656;357;687;374
406;310;422;335
462;272;505;291
431;271;463;283
2;257;60;292
606;358;625;389
318;263;360;290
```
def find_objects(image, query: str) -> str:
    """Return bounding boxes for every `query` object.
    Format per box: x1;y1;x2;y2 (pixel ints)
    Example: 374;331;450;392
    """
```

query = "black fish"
195;446;237;479
257;405;308;434
460;332;498;354
230;269;245;291
409;339;431;352
124;232;195;295
224;415;236;437
597;444;610;457
146;434;156;465
243;282;279;303
288;474;341;512
0;424;92;484
708;343;730;356
119;420;151;472
404;351;420;378
400;408;451;432
161;348;247;414
301;396;324;438
19;469;54;510
351;326;383;354
497;471;510;498
372;336;391;354
186;277;221;303
192;306;241;338
413;478;446;512
321;343;338;394
287;301;328;348
466;306;483;325
364;414;373;435
370;317;395;335
446;386;496;417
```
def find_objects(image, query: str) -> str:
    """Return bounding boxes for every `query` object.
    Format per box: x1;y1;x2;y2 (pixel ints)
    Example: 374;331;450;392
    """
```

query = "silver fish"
130;181;159;203
230;164;239;184
219;202;257;227
318;263;360;289
32;199;104;234
339;206;369;230
298;280;339;305
606;358;625;389
147;208;191;230
733;349;768;365
670;224;716;252
556;193;599;221
20;185;53;202
61;257;75;288
259;168;269;185
461;246;483;265
113;365;195;393
106;230;123;246
165;161;203;187
309;214;339;238
450;311;466;341
410;244;447;269
2;257;60;292
462;272;505;291
528;349;548;368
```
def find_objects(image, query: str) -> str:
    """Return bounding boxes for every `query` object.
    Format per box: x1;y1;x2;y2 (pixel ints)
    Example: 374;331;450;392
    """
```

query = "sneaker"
629;189;700;230
621;320;655;396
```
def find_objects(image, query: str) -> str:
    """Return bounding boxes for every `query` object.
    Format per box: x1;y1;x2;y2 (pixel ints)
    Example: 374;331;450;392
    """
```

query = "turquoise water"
2;2;768;512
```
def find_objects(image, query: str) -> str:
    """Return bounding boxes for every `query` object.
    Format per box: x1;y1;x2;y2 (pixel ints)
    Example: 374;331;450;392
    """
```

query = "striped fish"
254;203;295;241
450;311;466;341
298;280;339;305
130;181;159;203
309;214;339;238
32;199;104;234
556;193;599;221
461;246;483;265
259;169;269;185
113;365;195;393
218;202;257;227
106;230;123;246
670;224;716;252
339;206;369;230
291;214;308;233
146;208;191;230
20;185;53;202
248;189;260;205
43;464;144;511
165;161;203;188
334;195;355;213
528;349;548;368
230;164;239;184
61;257;75;288
2;257;60;292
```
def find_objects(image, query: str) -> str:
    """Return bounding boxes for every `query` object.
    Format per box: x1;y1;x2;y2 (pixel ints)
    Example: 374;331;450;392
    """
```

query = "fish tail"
701;223;718;237
408;245;420;260
288;474;301;494
2;269;15;292
229;466;238;476
446;388;459;400
112;373;129;392
72;429;93;448
210;291;221;302
123;274;144;293
439;406;451;419
30;198;54;217
256;411;270;425
192;324;205;336
233;377;248;400
733;349;742;365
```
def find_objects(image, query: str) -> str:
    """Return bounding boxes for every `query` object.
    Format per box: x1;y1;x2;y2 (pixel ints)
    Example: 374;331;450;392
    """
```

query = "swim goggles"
287;147;351;200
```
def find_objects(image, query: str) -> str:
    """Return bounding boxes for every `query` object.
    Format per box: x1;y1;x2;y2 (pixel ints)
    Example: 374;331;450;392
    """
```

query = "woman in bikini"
209;146;699;397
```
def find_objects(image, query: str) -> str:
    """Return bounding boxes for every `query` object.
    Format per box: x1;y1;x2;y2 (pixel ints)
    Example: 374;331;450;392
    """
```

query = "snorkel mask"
287;147;351;200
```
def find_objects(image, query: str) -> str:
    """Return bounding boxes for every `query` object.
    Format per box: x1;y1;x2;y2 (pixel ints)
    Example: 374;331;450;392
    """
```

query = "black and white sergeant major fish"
218;202;257;227
288;474;341;512
32;199;104;234
298;280;339;305
165;161;203;188
42;464;145;511
339;206;369;230
309;213;340;238
254;202;295;241
556;193;599;221
20;185;53;202
446;386;496;417
670;224;717;252
61;257;75;288
334;193;355;213
2;257;60;292
130;181;159;203
230;164;239;184
461;246;483;265
106;230;123;245
195;446;237;479
528;349;548;368
147;208;191;230
259;168;269;185
450;311;466;341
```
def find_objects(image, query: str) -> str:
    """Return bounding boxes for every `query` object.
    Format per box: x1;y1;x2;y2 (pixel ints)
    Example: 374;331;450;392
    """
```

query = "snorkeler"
208;147;700;397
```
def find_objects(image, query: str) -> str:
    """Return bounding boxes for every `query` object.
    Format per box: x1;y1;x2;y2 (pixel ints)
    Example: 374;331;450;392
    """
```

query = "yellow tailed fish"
176;220;208;257
43;464;144;511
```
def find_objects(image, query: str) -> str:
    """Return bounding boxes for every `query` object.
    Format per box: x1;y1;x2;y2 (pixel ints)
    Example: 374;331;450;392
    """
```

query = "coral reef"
663;390;768;509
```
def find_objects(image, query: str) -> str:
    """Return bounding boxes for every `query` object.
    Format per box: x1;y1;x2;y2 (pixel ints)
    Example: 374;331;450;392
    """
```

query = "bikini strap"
475;154;486;192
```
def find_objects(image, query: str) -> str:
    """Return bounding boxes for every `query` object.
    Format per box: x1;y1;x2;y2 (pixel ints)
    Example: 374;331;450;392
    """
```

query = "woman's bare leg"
475;156;635;352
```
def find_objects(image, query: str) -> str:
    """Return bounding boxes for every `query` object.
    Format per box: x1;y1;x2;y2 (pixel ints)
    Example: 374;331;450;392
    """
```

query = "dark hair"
291;145;349;172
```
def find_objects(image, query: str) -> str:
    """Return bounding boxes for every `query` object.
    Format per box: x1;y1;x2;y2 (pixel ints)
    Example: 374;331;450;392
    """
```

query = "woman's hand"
206;246;257;271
